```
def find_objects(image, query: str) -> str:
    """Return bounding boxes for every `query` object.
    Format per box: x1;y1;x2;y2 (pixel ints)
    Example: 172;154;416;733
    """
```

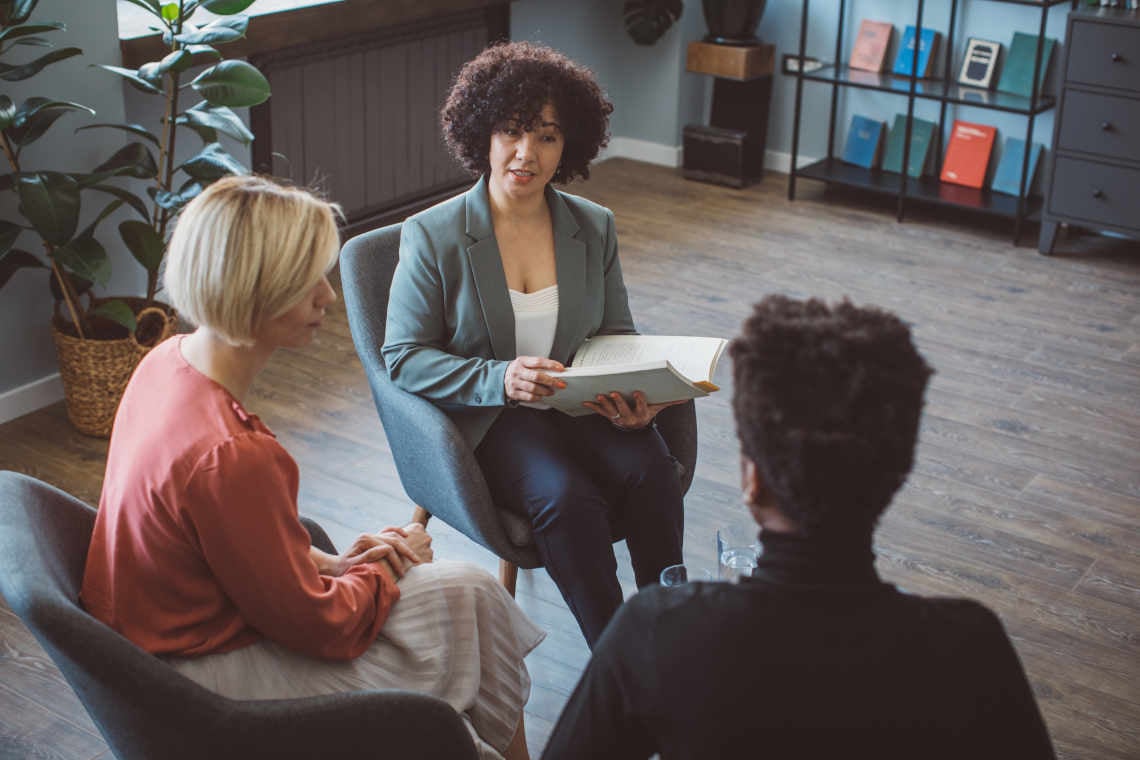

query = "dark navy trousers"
476;406;684;648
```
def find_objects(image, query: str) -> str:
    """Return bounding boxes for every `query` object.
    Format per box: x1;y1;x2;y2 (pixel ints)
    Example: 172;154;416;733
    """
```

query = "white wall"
513;0;1068;173
0;0;142;421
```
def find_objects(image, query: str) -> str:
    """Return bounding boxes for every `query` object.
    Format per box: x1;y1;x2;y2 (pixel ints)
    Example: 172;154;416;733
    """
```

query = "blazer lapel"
548;187;585;364
465;177;515;361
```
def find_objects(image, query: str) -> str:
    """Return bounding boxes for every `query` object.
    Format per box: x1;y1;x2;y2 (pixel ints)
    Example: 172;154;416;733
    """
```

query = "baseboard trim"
600;140;815;177
0;373;63;425
599;137;682;168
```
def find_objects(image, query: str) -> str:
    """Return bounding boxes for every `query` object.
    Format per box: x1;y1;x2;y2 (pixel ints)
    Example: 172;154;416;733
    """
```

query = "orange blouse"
81;337;399;661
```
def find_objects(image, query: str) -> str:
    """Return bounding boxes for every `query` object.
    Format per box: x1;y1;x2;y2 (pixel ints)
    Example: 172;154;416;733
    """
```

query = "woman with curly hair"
382;41;685;647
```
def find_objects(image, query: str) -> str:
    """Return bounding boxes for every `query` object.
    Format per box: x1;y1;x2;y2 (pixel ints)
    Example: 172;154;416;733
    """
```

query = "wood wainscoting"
249;6;506;234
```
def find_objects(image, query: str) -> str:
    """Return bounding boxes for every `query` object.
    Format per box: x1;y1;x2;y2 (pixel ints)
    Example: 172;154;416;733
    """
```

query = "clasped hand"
320;523;433;579
505;355;683;430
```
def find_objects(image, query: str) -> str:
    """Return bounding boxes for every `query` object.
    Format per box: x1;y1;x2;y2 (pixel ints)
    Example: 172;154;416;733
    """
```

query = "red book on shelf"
940;120;997;189
849;20;894;72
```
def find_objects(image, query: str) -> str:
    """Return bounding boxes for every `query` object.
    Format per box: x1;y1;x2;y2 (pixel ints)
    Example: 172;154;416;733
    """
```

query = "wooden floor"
1;159;1138;759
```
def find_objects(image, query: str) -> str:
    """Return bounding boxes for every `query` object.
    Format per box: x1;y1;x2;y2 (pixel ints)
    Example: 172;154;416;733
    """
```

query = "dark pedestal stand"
683;41;774;188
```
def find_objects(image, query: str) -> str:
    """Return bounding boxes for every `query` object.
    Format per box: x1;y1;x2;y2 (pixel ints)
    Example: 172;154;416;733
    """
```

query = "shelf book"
882;115;937;178
893;25;941;79
842;115;886;169
997;32;1056;98
547;335;727;417
940;120;997;189
958;37;1001;89
991;137;1043;197
849;19;893;73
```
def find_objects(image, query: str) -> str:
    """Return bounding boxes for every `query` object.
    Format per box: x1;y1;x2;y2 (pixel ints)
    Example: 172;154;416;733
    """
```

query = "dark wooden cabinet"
1039;8;1140;255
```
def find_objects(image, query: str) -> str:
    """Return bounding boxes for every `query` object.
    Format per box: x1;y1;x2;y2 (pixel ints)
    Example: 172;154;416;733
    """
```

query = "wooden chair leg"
411;505;431;527
499;559;518;598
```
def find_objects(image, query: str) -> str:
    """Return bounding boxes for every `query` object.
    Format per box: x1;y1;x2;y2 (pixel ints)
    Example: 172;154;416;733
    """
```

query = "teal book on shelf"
882;115;937;177
893;25;941;78
997;32;1055;98
842;115;886;169
991;137;1043;196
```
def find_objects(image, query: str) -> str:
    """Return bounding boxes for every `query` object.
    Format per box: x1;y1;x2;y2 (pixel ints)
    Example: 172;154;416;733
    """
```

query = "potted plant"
0;0;270;437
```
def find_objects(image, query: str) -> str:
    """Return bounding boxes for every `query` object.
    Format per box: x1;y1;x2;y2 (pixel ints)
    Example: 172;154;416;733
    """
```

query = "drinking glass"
717;522;761;581
659;564;689;587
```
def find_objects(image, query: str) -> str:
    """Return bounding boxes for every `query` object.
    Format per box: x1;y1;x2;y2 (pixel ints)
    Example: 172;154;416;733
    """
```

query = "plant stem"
153;66;181;303
1;128;87;339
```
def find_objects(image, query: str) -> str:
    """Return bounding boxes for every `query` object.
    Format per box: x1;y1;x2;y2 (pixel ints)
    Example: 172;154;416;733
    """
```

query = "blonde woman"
81;175;543;760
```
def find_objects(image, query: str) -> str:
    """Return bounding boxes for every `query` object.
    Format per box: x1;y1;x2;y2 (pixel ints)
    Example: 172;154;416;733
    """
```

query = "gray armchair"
339;223;698;593
0;470;478;760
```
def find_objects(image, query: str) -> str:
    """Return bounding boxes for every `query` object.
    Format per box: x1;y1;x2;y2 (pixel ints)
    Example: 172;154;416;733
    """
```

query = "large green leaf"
88;184;151;221
201;0;256;15
0;22;61;53
153;180;203;212
53;235;110;286
192;60;270;107
0;47;82;81
119;220;165;273
0;94;14;130
0;0;38;26
91;298;137;331
94;142;158;180
7;98;95;147
0;219;20;254
75;122;159;147
177;102;253;145
0;248;43;289
94;64;162;94
16;171;79;246
179;142;247;180
175;16;247;45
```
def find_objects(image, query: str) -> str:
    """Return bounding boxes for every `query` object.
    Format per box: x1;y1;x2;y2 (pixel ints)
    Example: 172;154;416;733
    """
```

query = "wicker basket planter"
51;297;176;438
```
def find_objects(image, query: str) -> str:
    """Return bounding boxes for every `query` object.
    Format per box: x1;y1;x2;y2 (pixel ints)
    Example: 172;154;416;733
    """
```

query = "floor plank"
1;159;1137;758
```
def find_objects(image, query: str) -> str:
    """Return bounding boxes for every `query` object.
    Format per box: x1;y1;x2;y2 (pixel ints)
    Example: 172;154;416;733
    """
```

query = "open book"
546;335;728;417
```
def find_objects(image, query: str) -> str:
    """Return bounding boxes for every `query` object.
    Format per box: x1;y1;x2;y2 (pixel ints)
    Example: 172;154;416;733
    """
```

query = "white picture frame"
958;37;1001;89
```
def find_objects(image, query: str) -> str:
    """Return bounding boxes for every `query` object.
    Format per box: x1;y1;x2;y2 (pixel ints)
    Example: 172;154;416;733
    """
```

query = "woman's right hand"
504;355;567;403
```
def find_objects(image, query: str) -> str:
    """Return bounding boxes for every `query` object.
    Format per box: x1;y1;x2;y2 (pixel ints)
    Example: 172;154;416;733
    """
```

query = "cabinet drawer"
1058;89;1140;162
1067;21;1140;93
1048;156;1140;229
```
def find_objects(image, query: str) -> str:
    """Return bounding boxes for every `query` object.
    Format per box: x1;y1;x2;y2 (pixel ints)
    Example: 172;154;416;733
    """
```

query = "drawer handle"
1101;121;1113;132
1111;52;1123;63
1092;189;1105;200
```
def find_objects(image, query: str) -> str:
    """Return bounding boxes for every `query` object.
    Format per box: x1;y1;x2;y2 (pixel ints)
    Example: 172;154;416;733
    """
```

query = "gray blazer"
382;176;636;448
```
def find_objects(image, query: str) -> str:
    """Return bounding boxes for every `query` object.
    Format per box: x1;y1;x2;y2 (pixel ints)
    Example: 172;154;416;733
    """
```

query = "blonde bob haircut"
164;175;342;346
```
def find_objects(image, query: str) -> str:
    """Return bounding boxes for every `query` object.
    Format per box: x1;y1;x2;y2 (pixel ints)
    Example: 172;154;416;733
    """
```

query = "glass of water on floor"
717;522;761;581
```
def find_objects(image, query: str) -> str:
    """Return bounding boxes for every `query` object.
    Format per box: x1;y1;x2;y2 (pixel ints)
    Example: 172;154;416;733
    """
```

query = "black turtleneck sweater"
542;530;1055;760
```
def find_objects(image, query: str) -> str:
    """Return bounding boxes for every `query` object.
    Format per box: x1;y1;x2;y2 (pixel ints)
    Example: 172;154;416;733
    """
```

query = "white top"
509;284;559;410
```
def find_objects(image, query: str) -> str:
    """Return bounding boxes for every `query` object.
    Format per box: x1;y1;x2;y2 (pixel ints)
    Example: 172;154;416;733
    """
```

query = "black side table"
683;41;774;188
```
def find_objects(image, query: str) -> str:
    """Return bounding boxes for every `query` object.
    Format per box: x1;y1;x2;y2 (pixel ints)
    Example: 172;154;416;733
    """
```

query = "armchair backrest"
0;471;477;760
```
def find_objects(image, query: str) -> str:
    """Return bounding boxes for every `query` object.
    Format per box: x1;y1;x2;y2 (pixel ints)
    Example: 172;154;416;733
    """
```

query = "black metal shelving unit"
787;0;1078;244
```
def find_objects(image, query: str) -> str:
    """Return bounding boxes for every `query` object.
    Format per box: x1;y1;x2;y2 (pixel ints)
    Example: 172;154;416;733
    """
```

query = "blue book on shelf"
893;25;940;78
991;138;1043;197
842;114;886;169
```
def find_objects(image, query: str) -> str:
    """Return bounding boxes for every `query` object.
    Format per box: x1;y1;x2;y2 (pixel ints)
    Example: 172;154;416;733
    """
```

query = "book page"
571;335;727;384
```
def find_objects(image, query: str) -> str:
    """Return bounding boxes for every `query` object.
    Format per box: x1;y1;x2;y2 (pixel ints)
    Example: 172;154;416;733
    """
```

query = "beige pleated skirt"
166;561;545;759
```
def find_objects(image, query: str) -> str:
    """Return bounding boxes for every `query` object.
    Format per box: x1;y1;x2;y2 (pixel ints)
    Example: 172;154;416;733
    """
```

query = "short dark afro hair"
729;296;933;537
441;41;613;184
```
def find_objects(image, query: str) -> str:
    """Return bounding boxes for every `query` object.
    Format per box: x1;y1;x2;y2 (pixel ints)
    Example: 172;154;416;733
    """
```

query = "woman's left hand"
314;527;423;577
583;391;685;431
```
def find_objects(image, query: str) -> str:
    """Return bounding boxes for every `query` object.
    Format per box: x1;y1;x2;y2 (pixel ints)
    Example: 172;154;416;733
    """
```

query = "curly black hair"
729;296;933;537
441;41;613;184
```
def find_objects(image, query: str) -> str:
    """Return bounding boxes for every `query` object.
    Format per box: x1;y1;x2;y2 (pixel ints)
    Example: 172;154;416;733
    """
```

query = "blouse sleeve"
381;217;510;406
184;432;400;660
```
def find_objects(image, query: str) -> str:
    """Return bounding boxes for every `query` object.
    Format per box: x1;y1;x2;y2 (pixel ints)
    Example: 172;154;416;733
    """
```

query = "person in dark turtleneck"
541;295;1055;760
